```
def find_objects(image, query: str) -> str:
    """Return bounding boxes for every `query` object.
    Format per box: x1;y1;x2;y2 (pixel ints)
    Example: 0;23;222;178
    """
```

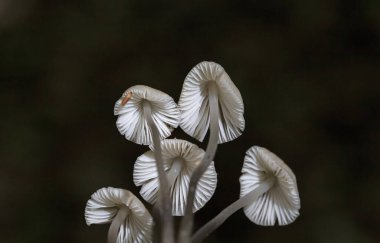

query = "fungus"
114;85;180;243
191;146;300;243
134;139;217;216
114;85;180;146
178;61;245;144
85;187;153;243
178;61;244;242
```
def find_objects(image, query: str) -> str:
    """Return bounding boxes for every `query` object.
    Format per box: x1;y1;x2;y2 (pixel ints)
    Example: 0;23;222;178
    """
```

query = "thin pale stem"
166;158;184;188
191;177;275;243
178;82;220;243
108;207;129;243
143;102;174;243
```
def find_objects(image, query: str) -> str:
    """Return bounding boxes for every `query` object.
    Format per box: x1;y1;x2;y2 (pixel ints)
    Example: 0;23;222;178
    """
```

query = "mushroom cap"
85;187;153;243
239;146;300;226
114;85;180;145
178;61;245;144
133;139;217;216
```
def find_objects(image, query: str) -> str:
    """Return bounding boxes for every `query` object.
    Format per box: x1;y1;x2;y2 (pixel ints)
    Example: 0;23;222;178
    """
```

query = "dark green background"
1;0;379;242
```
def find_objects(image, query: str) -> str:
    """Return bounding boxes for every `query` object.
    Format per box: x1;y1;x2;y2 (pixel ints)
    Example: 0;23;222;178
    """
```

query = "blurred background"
0;0;379;242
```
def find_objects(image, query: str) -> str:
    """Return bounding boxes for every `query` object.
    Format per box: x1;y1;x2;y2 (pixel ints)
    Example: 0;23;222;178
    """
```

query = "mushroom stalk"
108;207;129;243
191;177;275;243
179;82;220;243
166;158;184;188
143;102;174;243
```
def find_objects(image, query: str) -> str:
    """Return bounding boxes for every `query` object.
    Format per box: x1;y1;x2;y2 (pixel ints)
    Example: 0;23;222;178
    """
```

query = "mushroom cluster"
84;61;301;243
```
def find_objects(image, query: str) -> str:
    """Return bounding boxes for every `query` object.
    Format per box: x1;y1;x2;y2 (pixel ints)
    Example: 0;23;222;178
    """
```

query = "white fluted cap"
85;187;153;243
240;146;300;226
178;61;245;144
133;139;217;216
114;85;180;145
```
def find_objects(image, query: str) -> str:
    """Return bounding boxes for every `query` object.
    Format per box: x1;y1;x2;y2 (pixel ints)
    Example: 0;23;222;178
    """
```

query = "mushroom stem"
179;82;220;243
166;158;184;188
190;177;276;243
108;207;129;243
143;102;174;243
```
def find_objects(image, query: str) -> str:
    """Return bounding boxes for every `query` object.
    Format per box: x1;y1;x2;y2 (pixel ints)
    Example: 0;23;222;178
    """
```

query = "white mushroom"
178;61;245;242
114;85;178;242
178;61;245;144
134;139;217;216
85;187;153;243
240;146;300;226
114;85;180;146
191;146;300;243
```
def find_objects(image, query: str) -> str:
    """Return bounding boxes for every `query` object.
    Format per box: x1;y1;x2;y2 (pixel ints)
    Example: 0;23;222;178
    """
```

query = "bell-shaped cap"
239;146;300;226
178;61;245;144
133;139;217;216
114;85;180;145
85;187;153;243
